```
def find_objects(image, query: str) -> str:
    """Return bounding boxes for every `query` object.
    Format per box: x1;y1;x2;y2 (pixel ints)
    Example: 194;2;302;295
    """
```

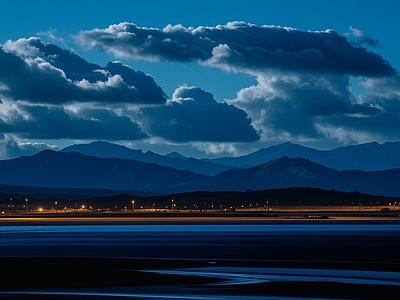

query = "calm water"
1;223;399;299
1;223;398;233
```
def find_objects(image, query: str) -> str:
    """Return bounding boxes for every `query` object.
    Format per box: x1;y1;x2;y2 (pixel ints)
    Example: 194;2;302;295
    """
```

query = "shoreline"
1;210;399;226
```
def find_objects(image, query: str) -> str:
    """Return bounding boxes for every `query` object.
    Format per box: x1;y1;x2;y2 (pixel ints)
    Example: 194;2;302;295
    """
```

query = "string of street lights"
1;197;398;214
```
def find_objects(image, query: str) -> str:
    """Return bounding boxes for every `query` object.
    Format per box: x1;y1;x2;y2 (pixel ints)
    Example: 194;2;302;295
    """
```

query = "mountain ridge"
62;140;400;172
0;150;208;194
61;141;229;176
1;150;400;197
204;141;400;171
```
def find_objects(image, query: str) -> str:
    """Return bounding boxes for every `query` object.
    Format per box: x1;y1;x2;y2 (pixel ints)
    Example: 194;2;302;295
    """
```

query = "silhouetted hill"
205;141;400;171
0;183;152;200
91;188;393;210
206;156;400;196
61;141;229;176
3;187;395;213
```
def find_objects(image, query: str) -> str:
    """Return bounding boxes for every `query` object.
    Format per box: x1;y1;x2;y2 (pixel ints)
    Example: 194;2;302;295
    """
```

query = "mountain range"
1;144;400;197
63;140;400;172
203;141;400;171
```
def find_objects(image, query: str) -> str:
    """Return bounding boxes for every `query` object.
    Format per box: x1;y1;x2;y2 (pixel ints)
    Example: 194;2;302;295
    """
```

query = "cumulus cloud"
2;22;399;155
76;22;207;62
76;21;395;76
0;36;263;149
0;37;166;104
70;20;395;148
230;72;400;145
0;37;167;152
137;85;259;143
0;100;147;140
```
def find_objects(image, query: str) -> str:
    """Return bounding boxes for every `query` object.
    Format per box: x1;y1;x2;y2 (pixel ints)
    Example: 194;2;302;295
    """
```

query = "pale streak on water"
147;266;399;286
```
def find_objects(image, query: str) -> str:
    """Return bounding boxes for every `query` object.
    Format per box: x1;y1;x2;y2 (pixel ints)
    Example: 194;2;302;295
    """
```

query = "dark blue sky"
0;0;399;158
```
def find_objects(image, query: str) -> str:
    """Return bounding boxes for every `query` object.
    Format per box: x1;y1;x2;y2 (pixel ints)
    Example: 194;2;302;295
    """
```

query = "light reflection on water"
5;265;394;299
147;266;400;286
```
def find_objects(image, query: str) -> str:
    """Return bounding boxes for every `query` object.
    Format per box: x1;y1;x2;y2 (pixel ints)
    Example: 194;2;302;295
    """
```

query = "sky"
0;0;399;159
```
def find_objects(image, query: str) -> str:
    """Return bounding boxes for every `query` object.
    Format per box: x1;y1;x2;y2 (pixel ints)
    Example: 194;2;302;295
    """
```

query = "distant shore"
1;210;399;226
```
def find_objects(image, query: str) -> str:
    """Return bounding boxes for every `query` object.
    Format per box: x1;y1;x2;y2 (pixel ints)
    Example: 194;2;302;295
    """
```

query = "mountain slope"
0;150;208;194
206;156;400;196
61;141;229;176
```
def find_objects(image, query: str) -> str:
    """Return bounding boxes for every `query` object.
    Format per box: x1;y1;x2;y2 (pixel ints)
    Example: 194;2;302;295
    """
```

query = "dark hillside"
70;187;395;211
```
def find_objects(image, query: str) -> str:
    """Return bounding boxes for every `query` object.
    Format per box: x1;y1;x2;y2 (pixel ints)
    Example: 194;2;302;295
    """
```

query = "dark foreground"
0;220;399;299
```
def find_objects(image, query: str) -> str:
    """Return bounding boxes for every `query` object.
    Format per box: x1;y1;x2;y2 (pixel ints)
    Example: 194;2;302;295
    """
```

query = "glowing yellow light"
39;208;43;212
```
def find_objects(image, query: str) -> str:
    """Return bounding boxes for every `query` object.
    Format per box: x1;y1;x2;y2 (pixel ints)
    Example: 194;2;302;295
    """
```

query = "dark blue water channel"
1;223;399;299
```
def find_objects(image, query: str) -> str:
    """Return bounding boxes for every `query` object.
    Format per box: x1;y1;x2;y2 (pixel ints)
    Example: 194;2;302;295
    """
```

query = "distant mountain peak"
165;152;187;159
90;140;112;145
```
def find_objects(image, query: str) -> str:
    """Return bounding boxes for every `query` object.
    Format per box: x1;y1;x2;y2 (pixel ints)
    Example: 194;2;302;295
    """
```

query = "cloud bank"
76;21;395;76
0;37;166;104
1;21;400;159
0;36;259;157
76;21;400;148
